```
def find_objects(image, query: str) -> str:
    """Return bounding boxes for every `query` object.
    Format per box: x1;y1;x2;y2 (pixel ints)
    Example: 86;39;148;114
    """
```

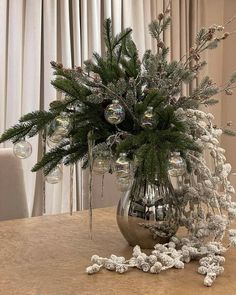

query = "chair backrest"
0;148;28;220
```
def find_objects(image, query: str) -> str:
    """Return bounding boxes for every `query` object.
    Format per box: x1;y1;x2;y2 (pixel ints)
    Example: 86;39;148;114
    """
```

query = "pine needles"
0;12;236;183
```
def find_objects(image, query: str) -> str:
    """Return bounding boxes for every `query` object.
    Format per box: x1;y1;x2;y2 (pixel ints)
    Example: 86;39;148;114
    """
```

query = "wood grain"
0;207;236;295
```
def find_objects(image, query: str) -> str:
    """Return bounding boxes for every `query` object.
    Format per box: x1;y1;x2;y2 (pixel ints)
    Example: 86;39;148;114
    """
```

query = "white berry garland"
86;109;236;287
86;238;229;286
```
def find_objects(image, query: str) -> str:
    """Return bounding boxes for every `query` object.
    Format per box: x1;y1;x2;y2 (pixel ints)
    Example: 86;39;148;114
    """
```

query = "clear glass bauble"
13;140;32;159
116;177;132;192
47;133;64;145
141;106;155;128
168;152;186;177
115;153;133;191
115;153;131;179
45;165;63;184
47;137;59;148
93;153;111;174
48;115;71;142
104;100;125;125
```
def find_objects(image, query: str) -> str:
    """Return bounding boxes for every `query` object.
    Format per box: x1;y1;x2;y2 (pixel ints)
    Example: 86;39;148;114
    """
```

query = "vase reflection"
117;177;180;249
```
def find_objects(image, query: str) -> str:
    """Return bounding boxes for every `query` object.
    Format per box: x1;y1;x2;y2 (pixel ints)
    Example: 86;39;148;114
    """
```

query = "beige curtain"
220;0;236;189
0;0;235;216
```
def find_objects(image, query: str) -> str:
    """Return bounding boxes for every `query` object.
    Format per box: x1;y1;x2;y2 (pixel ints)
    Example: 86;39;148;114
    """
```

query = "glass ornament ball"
48;133;64;144
168;152;186;177
13;140;32;159
93;153;111;174
115;153;132;179
48;115;71;140
141;106;155;128
104;100;125;125
47;136;62;148
116;177;132;192
45;166;63;184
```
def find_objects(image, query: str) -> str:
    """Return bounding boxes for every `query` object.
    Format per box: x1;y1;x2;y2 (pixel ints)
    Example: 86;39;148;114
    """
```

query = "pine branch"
195;28;208;46
148;17;171;41
31;139;87;175
203;98;219;106
51;77;90;105
104;18;113;61
149;21;162;40
230;71;236;84
112;28;132;51
206;39;219;49
49;97;80;112
222;128;236;136
162;16;171;32
0;123;33;143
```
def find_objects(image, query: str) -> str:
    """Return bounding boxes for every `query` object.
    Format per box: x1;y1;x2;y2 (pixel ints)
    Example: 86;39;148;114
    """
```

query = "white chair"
0;148;28;220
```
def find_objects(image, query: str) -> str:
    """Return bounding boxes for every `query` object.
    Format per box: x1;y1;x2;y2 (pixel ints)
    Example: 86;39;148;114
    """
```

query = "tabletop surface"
0;207;236;295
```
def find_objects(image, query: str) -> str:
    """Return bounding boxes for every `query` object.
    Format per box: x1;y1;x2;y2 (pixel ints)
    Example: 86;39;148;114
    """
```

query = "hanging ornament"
13;140;32;159
116;177;132;192
45;165;63;184
42;130;47;214
104;100;125;125
115;153;133;191
115;153;131;178
93;152;111;174
141;106;155;128
168;152;186;177
46;137;58;148
48;115;71;143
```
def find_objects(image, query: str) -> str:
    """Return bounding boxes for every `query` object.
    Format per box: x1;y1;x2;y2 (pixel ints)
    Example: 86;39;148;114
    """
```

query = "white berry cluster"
86;254;129;274
229;229;236;246
198;254;225;286
87;109;236;287
86;237;229;286
174;108;236;243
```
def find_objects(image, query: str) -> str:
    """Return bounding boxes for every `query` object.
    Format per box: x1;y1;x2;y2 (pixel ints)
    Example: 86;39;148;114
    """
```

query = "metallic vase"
117;176;180;249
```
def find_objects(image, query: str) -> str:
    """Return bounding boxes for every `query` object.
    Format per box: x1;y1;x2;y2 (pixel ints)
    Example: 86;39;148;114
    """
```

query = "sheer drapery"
0;0;234;216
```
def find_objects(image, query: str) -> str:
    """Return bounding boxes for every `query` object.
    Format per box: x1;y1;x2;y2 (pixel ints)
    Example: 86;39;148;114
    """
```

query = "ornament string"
42;129;46;214
69;162;74;215
88;130;95;239
69;112;75;215
100;173;105;200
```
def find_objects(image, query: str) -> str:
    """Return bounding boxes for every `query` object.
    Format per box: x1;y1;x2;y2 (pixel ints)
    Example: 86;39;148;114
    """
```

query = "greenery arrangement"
1;5;236;287
2;8;235;182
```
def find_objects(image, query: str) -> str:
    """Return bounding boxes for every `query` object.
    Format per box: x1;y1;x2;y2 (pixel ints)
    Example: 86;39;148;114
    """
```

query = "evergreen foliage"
0;9;235;184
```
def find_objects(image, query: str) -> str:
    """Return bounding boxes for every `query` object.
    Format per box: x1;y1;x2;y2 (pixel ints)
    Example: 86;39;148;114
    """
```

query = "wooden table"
0;207;236;295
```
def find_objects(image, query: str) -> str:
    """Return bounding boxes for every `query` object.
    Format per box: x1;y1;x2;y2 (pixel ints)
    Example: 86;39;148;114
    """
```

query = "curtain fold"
0;0;8;137
0;0;230;215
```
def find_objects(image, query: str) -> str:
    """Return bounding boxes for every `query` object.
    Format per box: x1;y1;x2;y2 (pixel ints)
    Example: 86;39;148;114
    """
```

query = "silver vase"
117;176;180;249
